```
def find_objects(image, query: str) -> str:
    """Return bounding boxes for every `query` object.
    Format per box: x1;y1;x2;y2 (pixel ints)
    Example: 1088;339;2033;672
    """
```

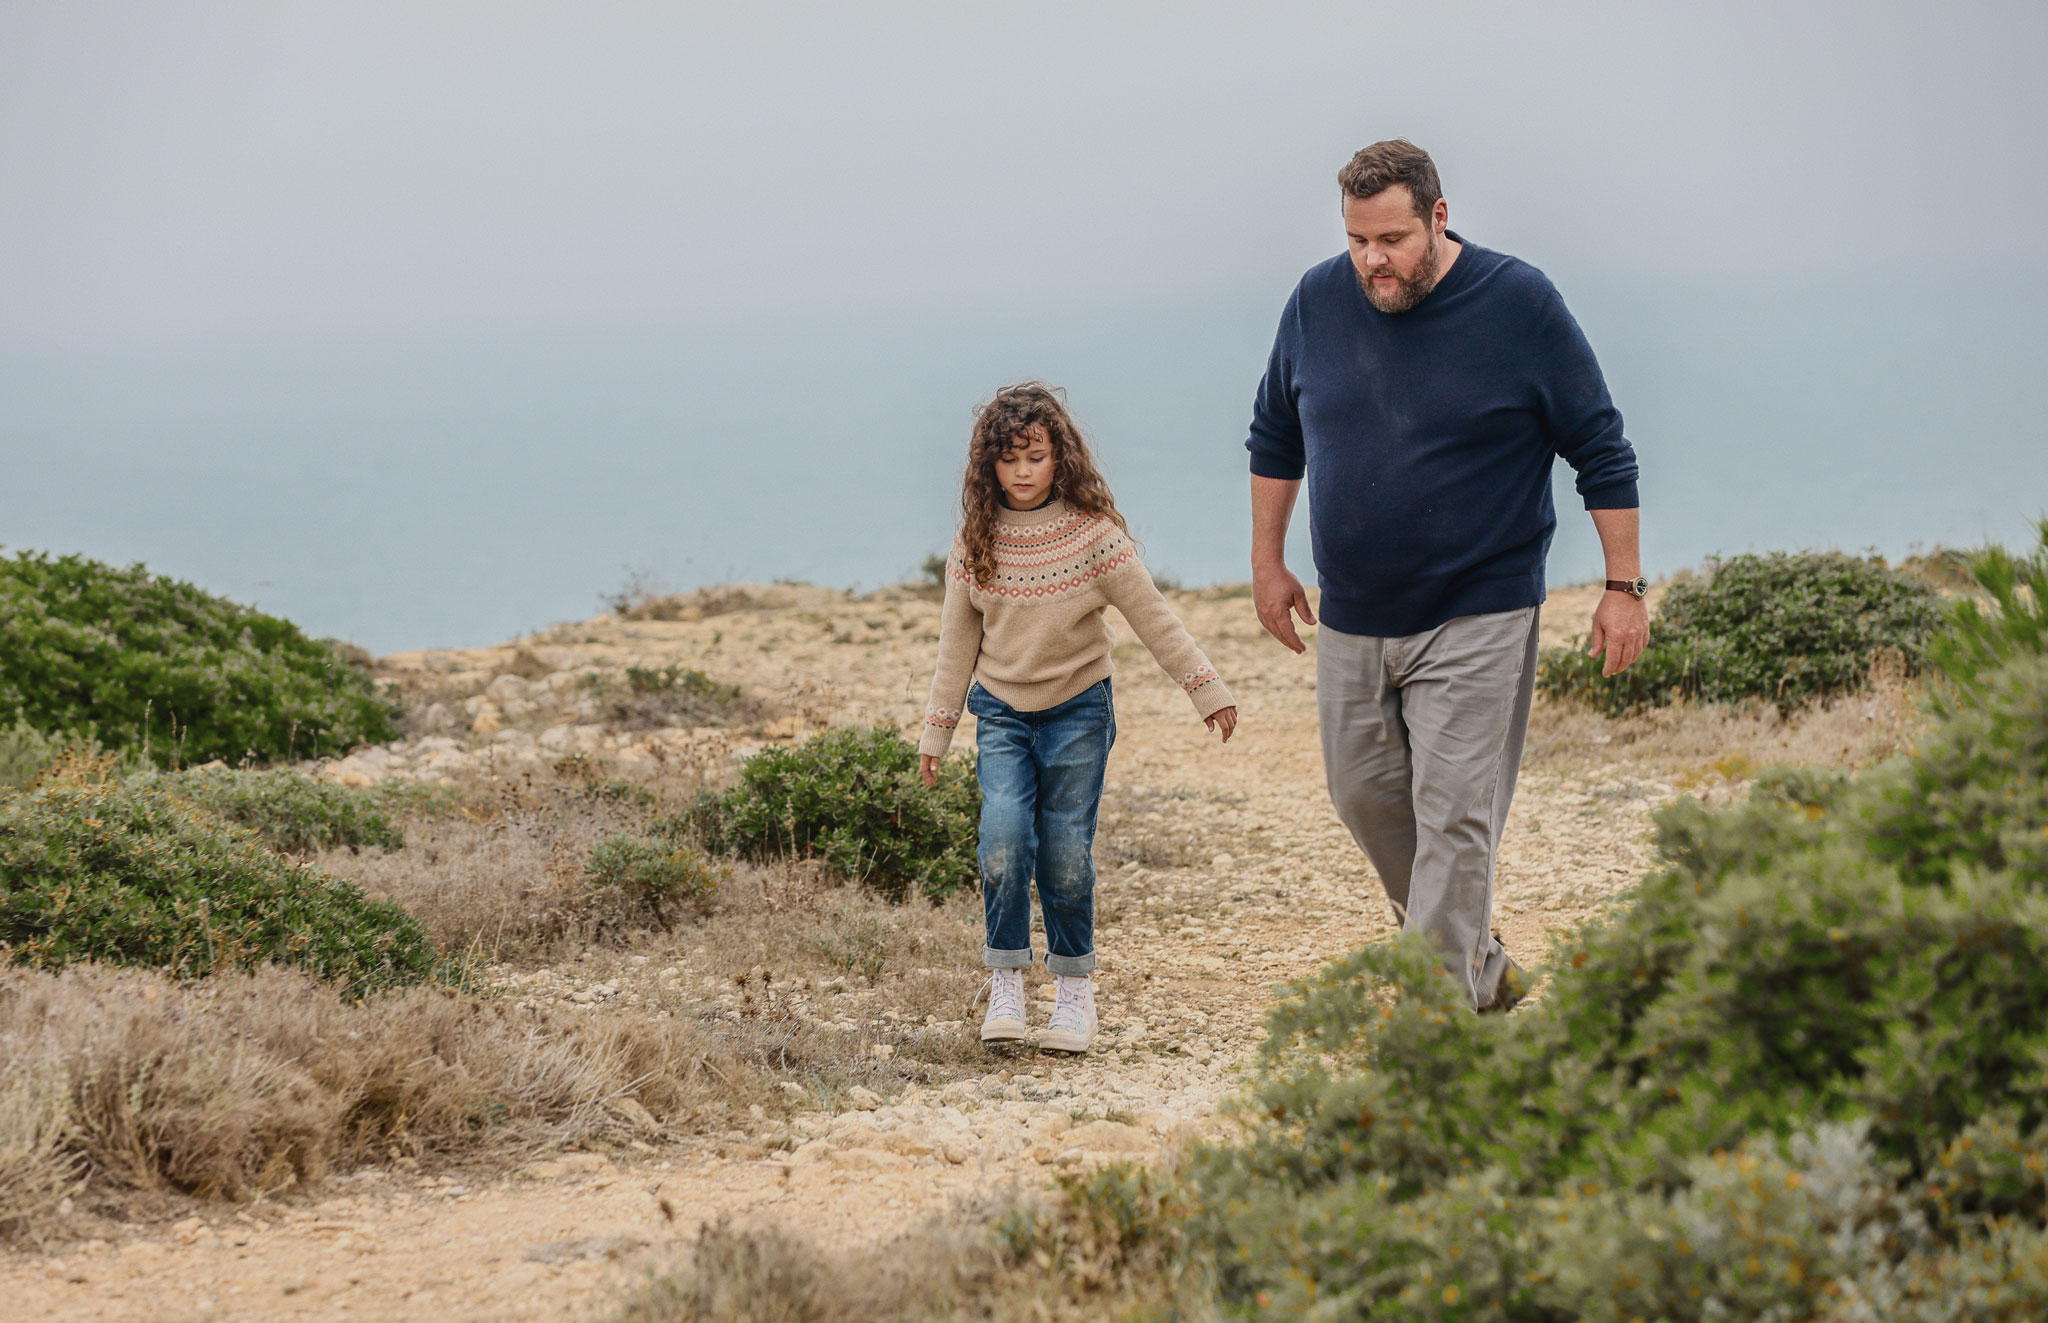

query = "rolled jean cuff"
984;946;1034;969
1045;949;1096;976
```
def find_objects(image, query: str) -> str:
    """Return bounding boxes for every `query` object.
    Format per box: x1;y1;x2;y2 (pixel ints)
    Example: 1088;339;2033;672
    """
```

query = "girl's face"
994;425;1057;509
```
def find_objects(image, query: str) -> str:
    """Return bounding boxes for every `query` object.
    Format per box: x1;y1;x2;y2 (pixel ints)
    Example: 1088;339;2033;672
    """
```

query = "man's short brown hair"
1338;140;1442;218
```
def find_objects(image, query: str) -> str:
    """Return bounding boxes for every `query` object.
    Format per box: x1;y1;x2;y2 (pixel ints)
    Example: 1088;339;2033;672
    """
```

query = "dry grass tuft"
0;1066;83;1239
614;1188;1184;1323
1525;664;1928;782
0;962;745;1239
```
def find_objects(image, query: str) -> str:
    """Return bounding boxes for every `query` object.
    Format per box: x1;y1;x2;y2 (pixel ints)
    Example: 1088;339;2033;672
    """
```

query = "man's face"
1343;186;1448;314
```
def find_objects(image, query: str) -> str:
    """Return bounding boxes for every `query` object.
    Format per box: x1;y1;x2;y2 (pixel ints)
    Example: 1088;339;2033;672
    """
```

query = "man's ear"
1433;196;1449;234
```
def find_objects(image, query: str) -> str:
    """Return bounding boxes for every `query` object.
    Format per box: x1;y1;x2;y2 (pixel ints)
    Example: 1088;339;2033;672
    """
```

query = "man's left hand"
1587;591;1650;676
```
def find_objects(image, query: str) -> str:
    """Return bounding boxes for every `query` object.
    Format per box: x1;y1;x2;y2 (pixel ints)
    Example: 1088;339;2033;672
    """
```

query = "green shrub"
0;720;70;790
584;833;725;933
0;550;402;765
682;727;979;902
0;769;449;995
1927;516;2048;717
1173;536;2048;1319
146;767;454;855
1538;550;1945;714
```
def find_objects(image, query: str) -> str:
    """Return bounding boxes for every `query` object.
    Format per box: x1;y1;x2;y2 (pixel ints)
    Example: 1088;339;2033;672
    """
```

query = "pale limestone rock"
827;1147;908;1171
882;1129;933;1158
1062;1120;1152;1155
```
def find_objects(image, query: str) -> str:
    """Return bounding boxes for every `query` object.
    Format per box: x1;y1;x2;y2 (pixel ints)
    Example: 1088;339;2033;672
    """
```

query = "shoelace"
978;971;1026;1022
1048;978;1094;1032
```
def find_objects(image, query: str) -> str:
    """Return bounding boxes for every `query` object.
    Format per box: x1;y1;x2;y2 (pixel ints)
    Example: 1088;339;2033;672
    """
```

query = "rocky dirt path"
2;585;1670;1322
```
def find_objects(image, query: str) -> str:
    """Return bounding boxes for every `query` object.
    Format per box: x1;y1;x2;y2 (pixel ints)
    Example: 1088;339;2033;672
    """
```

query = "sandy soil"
2;582;1688;1322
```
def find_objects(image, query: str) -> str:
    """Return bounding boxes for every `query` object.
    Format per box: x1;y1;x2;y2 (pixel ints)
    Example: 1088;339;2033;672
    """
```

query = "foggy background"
4;2;2044;652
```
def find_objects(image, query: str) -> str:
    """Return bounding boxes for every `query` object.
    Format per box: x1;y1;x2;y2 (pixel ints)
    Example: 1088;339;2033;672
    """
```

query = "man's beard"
1358;230;1442;313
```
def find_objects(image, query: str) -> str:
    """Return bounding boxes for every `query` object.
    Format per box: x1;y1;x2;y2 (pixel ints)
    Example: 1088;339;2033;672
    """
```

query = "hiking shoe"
1479;956;1529;1015
977;968;1028;1043
1039;974;1098;1053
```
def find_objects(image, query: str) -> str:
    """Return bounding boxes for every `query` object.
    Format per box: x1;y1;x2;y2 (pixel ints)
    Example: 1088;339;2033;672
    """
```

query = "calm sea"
5;270;2044;655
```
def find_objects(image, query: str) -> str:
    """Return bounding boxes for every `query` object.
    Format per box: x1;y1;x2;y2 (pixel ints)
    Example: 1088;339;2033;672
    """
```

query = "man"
1246;139;1648;1012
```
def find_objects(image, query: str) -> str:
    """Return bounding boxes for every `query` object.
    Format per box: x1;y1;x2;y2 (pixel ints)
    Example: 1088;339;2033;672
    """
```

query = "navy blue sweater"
1246;236;1639;638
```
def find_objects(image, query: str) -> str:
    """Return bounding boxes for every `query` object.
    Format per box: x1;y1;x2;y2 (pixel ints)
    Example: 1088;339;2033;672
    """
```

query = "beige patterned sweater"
919;499;1235;758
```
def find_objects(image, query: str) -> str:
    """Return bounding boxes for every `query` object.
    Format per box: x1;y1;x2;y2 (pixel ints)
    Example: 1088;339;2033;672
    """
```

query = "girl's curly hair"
958;382;1129;587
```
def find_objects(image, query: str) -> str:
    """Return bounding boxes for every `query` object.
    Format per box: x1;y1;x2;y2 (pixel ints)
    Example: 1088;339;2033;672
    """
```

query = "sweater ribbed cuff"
917;723;956;759
1580;479;1639;510
1188;676;1236;721
1248;450;1307;481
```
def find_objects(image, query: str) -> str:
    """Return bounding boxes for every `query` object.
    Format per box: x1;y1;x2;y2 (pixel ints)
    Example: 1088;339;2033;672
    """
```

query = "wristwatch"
1605;576;1650;599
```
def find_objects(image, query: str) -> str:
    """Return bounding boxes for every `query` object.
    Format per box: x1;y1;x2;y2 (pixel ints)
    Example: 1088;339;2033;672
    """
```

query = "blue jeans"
970;678;1115;976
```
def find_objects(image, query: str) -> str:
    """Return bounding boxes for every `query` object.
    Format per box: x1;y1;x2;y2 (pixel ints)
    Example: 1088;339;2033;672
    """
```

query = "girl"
917;382;1237;1053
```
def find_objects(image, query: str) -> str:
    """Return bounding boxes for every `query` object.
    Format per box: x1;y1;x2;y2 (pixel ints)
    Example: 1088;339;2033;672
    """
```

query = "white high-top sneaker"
1039;974;1097;1054
978;968;1028;1044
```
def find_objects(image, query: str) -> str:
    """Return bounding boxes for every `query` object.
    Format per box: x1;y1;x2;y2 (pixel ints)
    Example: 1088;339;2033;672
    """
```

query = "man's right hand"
1253;562;1317;654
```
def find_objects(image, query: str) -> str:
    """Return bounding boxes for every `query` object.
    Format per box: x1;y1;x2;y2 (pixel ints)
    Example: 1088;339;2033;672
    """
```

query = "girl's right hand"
919;754;940;787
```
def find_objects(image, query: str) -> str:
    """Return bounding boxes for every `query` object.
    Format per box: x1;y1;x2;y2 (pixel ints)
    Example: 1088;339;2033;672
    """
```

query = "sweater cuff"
918;702;961;759
1182;671;1236;720
1248;449;1306;481
1580;479;1639;510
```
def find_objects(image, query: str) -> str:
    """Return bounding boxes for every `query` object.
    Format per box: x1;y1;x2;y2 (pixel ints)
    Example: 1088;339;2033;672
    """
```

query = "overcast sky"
6;1;2046;341
4;3;2046;651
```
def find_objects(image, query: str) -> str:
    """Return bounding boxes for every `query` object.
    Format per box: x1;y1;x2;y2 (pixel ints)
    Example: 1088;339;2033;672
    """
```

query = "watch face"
1630;577;1649;598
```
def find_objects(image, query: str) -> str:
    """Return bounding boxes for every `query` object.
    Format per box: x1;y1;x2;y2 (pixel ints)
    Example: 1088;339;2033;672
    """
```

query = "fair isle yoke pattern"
949;511;1138;603
917;499;1235;759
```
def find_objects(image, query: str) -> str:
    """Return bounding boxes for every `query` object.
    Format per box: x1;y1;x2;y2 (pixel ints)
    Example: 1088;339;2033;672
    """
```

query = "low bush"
584;832;725;934
0;766;449;995
0;550;401;765
1538;550;1945;714
683;726;980;902
1168;538;2048;1318
1926;516;2048;716
147;766;453;855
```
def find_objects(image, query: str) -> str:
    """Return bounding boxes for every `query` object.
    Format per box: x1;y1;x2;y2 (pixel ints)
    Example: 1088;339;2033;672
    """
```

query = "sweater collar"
996;495;1069;528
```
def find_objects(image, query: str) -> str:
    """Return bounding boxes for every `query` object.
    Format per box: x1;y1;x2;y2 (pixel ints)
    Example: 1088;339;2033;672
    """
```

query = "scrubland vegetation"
3;529;2044;1323
610;526;2048;1321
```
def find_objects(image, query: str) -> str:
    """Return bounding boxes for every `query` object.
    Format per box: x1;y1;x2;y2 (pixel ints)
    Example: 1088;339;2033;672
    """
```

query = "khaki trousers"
1315;607;1539;1008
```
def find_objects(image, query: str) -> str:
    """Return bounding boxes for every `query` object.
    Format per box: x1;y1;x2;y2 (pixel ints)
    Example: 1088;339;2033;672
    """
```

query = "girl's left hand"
1205;706;1238;743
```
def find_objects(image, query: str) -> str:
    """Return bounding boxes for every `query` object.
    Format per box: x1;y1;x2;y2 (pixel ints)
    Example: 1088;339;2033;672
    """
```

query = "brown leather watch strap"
1606;578;1648;598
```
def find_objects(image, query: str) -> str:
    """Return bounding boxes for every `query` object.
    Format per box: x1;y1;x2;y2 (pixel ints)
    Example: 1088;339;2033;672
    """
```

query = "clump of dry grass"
1525;661;1928;781
0;961;757;1240
0;1066;82;1239
614;1183;1187;1323
317;755;701;959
